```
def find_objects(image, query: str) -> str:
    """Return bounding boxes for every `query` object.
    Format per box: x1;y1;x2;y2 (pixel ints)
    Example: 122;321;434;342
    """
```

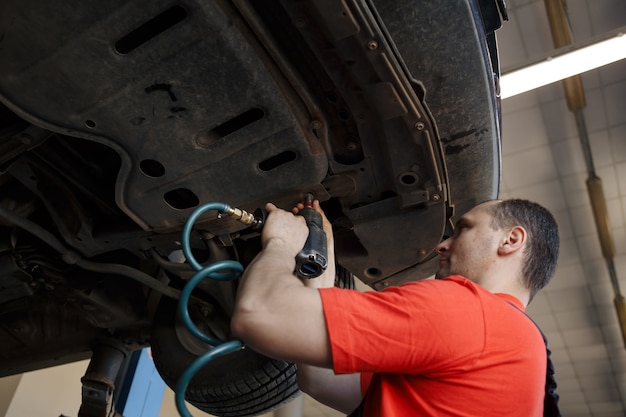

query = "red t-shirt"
319;276;546;417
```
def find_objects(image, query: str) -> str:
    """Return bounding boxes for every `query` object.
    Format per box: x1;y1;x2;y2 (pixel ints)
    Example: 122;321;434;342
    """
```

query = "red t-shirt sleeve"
319;277;487;375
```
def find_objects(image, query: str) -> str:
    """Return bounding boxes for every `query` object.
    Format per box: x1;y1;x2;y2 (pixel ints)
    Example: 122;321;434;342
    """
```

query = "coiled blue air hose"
175;202;245;417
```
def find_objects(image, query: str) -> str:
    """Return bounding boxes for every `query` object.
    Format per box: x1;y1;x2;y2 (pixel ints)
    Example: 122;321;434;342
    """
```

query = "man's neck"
471;272;531;308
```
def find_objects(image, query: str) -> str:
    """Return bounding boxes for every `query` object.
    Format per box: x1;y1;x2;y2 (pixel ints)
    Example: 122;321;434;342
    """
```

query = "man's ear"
498;226;526;255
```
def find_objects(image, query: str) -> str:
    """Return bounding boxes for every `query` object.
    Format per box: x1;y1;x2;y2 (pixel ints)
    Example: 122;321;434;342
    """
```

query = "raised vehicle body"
0;0;504;415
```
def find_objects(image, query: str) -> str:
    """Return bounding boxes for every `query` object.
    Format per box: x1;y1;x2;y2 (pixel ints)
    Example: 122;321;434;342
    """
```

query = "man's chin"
435;269;449;279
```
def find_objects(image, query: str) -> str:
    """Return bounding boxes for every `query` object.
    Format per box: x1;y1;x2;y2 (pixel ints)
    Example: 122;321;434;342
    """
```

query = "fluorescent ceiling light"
500;29;626;99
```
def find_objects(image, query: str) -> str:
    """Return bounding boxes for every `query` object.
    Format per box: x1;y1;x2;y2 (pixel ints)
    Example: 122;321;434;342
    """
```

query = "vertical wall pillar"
115;348;166;417
0;374;22;416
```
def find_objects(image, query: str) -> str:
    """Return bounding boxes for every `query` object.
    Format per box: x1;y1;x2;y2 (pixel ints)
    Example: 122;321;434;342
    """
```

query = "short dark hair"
487;199;560;300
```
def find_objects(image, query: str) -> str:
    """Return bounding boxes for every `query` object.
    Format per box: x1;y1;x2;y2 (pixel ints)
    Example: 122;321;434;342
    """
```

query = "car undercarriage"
0;0;504;415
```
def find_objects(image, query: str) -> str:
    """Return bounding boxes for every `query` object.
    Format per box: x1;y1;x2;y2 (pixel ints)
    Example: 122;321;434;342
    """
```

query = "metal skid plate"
0;0;328;233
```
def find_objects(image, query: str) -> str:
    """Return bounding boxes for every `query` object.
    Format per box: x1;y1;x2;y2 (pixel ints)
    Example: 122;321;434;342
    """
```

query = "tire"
151;298;300;417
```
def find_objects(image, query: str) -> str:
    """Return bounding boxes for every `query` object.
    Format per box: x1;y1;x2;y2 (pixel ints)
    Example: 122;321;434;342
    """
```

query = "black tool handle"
294;197;328;279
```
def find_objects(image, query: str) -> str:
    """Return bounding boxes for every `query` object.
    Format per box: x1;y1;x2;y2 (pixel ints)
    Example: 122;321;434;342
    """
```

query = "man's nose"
436;237;451;254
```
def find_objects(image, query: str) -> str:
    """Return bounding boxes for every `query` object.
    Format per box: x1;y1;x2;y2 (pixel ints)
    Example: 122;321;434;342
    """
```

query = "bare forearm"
297;364;362;414
234;241;302;313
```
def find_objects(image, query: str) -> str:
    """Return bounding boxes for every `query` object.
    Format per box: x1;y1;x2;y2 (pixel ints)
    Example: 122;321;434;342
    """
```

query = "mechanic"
231;198;560;416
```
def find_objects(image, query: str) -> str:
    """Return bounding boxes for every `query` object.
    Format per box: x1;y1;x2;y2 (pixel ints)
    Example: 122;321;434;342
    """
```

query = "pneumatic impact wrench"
225;193;328;279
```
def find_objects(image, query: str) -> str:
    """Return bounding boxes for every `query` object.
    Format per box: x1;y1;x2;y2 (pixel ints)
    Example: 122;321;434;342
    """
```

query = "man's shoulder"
398;275;478;292
395;275;513;308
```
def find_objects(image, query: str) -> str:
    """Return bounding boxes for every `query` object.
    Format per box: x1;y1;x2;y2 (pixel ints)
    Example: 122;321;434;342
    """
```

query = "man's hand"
261;203;309;258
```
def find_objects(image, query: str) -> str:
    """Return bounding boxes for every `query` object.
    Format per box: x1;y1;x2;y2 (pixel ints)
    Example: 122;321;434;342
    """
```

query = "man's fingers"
290;199;329;227
292;202;304;214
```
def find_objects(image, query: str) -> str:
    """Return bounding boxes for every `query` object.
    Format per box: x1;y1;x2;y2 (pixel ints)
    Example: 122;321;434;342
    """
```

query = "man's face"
435;202;502;281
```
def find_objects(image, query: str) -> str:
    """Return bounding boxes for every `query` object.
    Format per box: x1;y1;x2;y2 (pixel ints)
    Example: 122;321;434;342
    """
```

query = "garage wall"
1;360;88;417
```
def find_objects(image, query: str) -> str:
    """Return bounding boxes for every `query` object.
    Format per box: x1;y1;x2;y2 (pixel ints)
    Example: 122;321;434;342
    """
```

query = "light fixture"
500;27;626;99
